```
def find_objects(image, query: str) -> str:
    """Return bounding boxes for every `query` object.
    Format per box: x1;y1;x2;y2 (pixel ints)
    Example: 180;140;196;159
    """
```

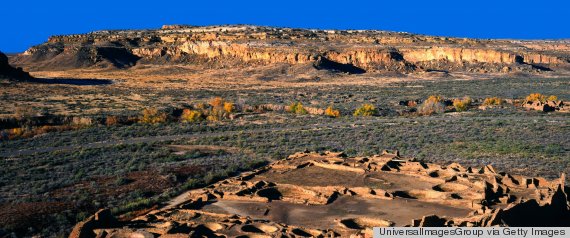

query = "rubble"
523;100;568;112
70;151;570;237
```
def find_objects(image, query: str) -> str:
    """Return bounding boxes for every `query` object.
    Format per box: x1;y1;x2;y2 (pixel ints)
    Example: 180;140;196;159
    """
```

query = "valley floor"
0;70;568;236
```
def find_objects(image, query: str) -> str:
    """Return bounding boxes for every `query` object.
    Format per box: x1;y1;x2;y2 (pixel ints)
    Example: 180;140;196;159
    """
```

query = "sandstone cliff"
11;25;570;74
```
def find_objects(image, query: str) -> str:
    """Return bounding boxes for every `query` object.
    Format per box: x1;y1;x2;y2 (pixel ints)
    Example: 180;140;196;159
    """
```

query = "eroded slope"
11;25;570;75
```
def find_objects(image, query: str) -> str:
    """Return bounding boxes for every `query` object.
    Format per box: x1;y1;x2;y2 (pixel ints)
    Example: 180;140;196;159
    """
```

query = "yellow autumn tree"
140;108;167;124
204;97;237;121
209;97;224;108
526;93;558;102
426;95;443;104
288;102;308;114
453;97;472;112
526;93;545;102
353;104;377;116
223;102;235;113
325;106;340;117
483;97;503;106
180;109;203;123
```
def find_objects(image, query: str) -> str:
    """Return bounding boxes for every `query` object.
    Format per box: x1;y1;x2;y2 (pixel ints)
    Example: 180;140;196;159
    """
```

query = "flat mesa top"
12;24;570;77
71;151;570;237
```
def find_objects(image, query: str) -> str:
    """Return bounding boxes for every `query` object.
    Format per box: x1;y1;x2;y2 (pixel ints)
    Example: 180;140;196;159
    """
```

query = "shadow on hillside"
25;78;113;85
313;57;366;74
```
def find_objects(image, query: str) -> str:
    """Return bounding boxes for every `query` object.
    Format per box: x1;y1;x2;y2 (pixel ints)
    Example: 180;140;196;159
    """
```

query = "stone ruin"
70;150;569;237
523;100;568;112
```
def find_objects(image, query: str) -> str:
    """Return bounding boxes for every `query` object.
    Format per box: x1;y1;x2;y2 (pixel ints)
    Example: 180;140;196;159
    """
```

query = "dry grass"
0;63;539;119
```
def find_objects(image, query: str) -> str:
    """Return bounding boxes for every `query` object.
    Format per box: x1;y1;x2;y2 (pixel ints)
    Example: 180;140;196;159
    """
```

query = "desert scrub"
526;93;545;102
418;95;445;115
223;102;236;113
288;102;308;114
140;108;167;124
105;115;119;126
206;97;235;121
426;95;444;104
525;93;558;102
482;97;503;106
180;109;203;123
453;97;472;112
325;106;340;118
0;140;267;236
206;109;224;122
353;104;378;116
0;125;80;141
208;97;224;108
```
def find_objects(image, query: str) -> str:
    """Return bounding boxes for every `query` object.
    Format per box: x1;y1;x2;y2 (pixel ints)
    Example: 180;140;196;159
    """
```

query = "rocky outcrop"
0;51;32;80
402;47;522;64
11;25;570;74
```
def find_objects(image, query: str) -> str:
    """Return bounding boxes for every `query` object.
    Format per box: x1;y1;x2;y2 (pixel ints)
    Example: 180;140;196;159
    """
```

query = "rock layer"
11;25;570;74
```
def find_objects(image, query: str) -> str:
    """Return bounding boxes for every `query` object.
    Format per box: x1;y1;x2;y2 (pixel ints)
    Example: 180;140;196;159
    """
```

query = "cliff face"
11;25;570;74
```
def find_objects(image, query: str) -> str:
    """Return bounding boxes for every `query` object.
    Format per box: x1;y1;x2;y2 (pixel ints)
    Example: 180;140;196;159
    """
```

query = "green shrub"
288;102;308;114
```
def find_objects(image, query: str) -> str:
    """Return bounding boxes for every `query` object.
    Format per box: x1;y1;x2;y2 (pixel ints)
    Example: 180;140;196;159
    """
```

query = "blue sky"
1;0;568;53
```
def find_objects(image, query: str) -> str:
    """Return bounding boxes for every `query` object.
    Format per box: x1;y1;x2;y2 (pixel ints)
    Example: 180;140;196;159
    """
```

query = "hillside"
0;51;32;81
10;25;570;75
